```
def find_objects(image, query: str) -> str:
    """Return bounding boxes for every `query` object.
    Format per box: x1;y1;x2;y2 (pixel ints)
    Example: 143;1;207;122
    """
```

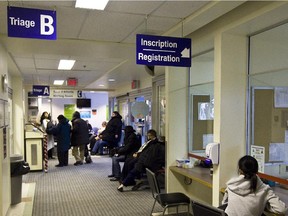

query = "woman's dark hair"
238;155;258;192
40;111;48;124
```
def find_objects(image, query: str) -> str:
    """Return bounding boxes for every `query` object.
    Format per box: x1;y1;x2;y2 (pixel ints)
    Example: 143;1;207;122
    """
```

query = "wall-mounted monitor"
76;98;91;108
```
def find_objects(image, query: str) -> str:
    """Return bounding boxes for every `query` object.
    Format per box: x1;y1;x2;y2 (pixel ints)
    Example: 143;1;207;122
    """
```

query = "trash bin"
10;154;30;205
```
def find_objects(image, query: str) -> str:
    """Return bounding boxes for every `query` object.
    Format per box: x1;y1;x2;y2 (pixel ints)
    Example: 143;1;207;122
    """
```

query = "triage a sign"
7;6;57;40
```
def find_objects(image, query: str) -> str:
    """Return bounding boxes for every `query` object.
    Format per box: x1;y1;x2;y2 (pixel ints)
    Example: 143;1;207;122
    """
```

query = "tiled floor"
6;183;35;216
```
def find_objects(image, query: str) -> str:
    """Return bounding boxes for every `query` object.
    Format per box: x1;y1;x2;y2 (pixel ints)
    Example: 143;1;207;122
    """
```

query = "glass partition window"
189;50;214;152
248;22;288;178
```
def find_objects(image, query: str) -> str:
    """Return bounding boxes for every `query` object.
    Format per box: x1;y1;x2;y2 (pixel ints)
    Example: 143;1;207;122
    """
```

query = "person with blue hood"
46;114;71;167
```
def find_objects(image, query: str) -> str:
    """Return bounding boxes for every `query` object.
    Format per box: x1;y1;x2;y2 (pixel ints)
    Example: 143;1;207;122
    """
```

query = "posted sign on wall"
136;34;191;67
7;6;57;40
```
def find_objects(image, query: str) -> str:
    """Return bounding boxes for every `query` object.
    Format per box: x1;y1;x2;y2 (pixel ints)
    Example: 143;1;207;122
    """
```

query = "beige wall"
0;43;11;216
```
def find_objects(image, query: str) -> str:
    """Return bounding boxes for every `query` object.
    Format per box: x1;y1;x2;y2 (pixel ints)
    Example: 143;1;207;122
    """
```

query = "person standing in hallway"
40;111;55;159
71;111;90;166
47;115;71;167
222;155;287;216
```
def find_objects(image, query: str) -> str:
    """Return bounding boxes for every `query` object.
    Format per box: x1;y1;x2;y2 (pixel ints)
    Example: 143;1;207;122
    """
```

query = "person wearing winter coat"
47;115;71;167
71;111;90;166
100;111;123;147
117;129;165;192
222;155;287;216
91;111;122;155
108;126;141;181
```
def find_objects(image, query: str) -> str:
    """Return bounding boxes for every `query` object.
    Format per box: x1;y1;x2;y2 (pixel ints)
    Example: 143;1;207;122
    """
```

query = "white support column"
213;32;247;206
165;66;189;192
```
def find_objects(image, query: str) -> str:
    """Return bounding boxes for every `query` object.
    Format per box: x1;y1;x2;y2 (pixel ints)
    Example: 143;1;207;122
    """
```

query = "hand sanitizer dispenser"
205;143;219;164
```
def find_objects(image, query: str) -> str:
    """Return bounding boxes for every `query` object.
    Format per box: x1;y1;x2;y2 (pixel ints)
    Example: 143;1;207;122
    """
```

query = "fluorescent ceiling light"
75;0;109;10
58;59;75;70
54;80;65;85
99;84;105;87
108;78;115;82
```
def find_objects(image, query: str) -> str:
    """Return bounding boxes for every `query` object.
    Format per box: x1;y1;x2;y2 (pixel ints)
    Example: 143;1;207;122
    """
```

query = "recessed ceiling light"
75;0;109;10
108;79;115;82
54;80;64;85
99;84;105;87
58;59;75;70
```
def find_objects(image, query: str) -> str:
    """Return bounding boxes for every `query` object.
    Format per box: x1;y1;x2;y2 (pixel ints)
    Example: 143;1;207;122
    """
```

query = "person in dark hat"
108;126;141;181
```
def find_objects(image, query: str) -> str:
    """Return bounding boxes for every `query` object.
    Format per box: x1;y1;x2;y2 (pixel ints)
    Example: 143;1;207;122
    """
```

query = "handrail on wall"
188;153;288;186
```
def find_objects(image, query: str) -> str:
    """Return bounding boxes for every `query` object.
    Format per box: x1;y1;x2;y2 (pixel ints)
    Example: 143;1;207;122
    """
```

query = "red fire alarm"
67;78;77;86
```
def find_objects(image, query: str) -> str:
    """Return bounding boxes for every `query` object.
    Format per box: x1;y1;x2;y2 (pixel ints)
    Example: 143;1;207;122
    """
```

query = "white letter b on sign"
40;15;54;35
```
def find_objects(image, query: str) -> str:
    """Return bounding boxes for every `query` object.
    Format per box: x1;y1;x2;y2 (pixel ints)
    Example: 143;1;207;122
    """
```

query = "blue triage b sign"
7;6;57;40
136;34;191;67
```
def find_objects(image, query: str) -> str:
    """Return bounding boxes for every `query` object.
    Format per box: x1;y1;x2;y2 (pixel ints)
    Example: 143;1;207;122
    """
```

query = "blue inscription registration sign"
136;34;191;67
7;6;57;40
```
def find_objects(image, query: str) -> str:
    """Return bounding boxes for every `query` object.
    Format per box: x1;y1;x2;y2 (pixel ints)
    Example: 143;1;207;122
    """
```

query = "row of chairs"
146;168;226;216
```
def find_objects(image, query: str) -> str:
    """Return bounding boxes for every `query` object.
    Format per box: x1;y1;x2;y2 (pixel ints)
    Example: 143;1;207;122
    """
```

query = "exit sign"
67;78;77;86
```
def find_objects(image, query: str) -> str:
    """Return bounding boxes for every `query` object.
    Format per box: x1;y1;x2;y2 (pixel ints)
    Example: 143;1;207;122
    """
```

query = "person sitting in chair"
222;155;287;216
117;129;165;192
108;126;141;181
91;111;122;155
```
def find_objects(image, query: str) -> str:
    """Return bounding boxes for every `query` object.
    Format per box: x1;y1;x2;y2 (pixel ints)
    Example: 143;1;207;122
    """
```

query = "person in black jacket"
108;126;141;181
47;115;71;167
71;111;90;166
91;111;122;155
117;129;165;192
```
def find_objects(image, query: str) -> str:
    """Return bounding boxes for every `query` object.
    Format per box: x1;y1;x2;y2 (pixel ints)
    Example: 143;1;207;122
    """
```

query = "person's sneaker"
117;184;124;192
74;161;83;166
110;177;120;181
55;164;63;167
108;174;114;178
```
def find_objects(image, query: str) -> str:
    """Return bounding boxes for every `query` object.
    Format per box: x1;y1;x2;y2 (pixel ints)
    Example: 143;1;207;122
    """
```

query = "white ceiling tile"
57;7;90;39
79;11;145;42
14;57;35;68
153;1;209;18
35;59;59;69
106;1;164;15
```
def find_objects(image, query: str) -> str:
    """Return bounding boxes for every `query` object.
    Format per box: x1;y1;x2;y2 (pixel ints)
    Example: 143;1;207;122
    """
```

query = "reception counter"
170;166;287;216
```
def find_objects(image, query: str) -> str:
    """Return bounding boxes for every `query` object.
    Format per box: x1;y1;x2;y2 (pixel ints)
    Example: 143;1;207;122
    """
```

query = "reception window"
248;22;288;177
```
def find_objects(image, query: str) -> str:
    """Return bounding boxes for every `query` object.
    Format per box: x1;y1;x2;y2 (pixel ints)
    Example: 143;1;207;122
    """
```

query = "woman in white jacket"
222;155;287;216
40;111;55;159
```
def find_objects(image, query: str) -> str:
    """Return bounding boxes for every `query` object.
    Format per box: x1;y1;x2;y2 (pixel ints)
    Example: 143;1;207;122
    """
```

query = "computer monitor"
76;98;91;108
192;200;226;216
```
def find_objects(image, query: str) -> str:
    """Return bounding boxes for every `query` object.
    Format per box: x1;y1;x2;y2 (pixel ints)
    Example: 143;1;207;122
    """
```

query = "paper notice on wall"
269;143;288;163
285;130;288;143
251;145;265;172
274;87;288;108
